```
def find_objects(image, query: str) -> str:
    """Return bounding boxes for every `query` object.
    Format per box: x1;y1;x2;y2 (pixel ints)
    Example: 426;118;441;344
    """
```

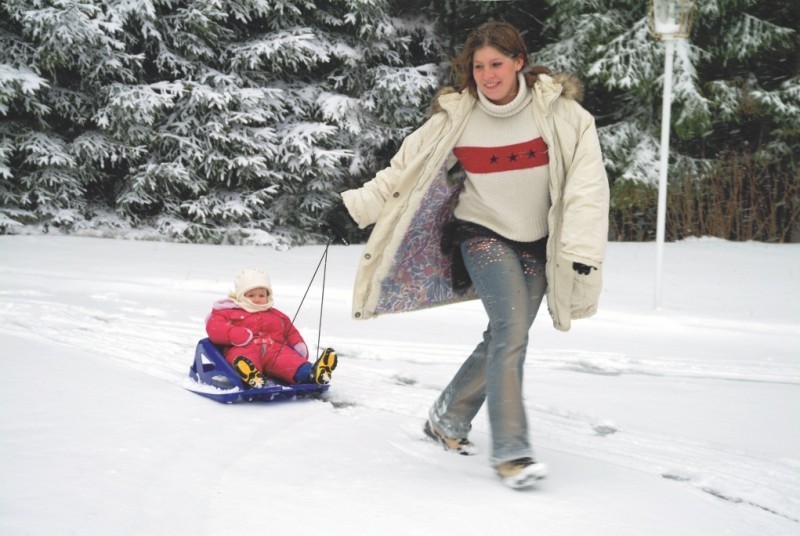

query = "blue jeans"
429;236;546;465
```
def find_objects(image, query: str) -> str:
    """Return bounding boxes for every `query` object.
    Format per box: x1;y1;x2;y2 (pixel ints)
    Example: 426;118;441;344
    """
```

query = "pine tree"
1;0;444;244
0;0;142;233
535;0;798;241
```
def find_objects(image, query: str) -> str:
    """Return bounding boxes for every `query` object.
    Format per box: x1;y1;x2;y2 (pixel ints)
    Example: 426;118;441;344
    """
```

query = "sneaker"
309;348;338;385
423;419;478;456
494;457;548;489
232;356;266;389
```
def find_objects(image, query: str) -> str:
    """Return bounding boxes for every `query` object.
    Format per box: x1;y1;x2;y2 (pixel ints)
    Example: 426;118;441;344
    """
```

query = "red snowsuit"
206;300;308;384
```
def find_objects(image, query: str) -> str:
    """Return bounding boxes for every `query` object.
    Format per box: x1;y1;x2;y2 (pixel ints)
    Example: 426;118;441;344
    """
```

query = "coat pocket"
570;269;602;318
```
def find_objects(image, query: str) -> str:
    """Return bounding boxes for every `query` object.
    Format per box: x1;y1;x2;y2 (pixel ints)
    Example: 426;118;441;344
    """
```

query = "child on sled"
206;268;337;388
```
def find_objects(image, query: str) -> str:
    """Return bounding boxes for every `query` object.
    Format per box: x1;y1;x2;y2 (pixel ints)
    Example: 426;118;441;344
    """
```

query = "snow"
1;235;798;535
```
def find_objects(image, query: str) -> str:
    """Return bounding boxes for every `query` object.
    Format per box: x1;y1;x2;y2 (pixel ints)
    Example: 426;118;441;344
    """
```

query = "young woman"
324;21;609;489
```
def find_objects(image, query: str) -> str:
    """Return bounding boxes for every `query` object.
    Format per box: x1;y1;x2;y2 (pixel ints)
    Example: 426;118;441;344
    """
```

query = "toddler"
206;268;337;388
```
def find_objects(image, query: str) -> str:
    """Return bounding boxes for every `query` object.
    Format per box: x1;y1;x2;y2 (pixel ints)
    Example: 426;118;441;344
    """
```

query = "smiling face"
452;22;531;101
472;45;523;105
244;287;270;305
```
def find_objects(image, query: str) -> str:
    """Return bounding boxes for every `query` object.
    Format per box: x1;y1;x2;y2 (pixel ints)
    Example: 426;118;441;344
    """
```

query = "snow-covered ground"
1;235;798;535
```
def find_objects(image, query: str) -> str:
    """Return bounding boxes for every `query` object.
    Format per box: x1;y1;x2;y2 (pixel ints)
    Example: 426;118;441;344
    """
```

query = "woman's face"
244;287;270;305
472;45;523;105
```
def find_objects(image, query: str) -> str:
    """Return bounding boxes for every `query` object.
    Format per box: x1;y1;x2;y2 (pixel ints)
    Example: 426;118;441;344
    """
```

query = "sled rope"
289;239;330;357
263;240;331;375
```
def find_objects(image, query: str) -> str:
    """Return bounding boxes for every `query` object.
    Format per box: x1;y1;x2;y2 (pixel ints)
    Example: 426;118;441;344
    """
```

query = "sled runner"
186;338;330;404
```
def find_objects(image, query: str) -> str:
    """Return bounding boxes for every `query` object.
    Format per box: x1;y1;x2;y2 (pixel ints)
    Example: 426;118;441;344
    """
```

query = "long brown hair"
451;21;550;98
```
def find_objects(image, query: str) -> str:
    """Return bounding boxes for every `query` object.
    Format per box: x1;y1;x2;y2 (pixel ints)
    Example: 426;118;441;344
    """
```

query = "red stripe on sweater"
453;138;549;174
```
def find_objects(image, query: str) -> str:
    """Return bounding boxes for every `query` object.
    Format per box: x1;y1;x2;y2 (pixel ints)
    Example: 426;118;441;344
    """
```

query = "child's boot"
233;356;266;388
309;348;338;384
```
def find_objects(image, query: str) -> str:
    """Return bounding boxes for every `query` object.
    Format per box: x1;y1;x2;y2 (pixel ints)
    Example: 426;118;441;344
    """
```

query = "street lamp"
648;0;693;309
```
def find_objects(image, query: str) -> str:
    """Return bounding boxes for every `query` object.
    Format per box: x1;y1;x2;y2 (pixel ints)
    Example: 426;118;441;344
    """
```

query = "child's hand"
230;327;253;346
293;342;308;359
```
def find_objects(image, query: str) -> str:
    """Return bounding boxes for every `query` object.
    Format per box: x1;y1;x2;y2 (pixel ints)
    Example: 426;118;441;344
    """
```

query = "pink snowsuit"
206;300;308;384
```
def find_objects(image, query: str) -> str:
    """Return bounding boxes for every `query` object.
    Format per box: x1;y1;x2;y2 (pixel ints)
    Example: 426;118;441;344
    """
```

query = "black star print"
528;150;537;158
509;153;518;162
490;155;499;164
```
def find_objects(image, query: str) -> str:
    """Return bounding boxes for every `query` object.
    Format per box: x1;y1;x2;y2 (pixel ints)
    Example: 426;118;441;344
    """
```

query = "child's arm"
273;309;307;358
206;310;253;347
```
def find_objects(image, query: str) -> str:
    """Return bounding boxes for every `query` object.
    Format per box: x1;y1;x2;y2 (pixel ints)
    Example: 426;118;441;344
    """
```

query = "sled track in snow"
2;297;798;525
0;291;200;383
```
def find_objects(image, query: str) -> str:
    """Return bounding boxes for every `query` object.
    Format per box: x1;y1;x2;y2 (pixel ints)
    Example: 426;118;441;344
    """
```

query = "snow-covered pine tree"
103;0;444;245
1;0;443;244
391;0;553;83
0;0;142;233
0;63;48;231
536;0;798;241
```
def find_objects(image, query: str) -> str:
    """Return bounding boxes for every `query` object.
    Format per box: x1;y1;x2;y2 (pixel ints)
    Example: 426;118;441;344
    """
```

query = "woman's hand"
321;202;358;245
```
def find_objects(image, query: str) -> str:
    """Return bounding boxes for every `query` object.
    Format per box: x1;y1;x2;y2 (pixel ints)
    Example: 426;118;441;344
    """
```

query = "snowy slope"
0;235;798;536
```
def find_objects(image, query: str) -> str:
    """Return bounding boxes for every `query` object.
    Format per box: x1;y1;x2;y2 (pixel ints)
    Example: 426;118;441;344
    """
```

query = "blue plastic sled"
186;338;330;404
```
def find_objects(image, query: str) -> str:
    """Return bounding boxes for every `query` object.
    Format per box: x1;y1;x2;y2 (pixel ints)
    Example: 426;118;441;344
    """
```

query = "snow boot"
232;356;266;389
423;419;478;456
309;348;338;384
494;457;548;489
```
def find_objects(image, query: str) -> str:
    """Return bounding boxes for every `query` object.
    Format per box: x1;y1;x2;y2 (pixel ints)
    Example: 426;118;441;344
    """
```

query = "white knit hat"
231;268;274;311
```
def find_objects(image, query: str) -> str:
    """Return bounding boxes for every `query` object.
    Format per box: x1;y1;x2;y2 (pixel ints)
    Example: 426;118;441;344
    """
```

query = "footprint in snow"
592;421;618;436
392;374;417;386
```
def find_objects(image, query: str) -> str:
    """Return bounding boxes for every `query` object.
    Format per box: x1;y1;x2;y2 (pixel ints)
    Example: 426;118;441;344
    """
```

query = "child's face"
244;287;270;305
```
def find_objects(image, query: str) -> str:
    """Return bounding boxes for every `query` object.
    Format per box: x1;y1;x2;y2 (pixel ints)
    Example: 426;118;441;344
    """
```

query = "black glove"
321;202;358;246
572;262;596;275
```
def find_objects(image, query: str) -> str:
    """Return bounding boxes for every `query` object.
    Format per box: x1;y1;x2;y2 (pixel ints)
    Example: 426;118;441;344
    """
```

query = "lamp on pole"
648;0;693;309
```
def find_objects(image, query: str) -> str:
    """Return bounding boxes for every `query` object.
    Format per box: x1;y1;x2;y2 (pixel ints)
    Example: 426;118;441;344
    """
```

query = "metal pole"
655;37;675;309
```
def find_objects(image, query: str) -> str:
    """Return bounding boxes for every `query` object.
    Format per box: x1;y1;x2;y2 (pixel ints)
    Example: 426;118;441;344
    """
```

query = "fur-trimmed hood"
429;72;584;116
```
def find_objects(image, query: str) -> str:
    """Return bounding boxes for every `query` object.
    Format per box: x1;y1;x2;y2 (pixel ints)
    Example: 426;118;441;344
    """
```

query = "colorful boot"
309;348;338;385
232;356;266;389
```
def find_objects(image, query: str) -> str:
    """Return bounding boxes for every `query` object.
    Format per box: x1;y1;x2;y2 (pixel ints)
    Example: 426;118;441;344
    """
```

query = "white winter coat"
341;73;609;331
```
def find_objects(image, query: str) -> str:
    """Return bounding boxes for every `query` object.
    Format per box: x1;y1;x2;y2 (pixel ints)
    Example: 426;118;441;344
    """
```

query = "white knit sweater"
452;73;551;242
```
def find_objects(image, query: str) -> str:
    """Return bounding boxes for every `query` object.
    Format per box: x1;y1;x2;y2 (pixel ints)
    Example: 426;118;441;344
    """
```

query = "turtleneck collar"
477;72;530;118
